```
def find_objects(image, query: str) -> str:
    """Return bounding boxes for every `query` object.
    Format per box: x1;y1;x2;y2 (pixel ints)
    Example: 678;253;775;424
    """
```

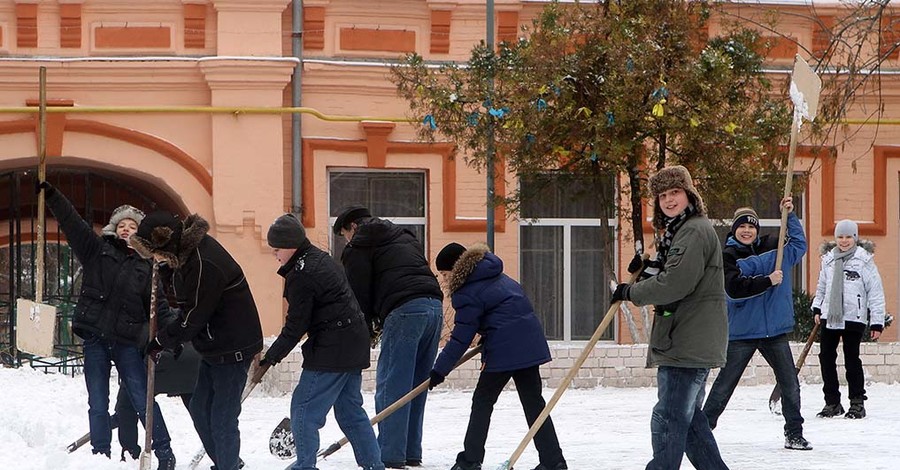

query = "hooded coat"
340;218;443;332
44;186;170;346
432;244;551;376
812;240;885;331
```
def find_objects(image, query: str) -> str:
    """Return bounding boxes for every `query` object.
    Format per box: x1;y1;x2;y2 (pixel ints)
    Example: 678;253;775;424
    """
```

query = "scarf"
656;204;696;266
827;245;856;329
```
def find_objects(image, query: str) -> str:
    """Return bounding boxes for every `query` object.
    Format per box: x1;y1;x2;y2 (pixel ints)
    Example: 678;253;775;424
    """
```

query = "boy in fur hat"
702;199;812;450
812;219;885;419
610;165;729;470
431;242;567;470
37;181;177;469
131;211;263;470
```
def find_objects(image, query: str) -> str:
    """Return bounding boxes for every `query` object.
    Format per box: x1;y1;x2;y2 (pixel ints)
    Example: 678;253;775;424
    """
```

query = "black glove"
144;337;164;364
627;254;645;274
429;370;445;390
259;356;273;368
35;180;52;195
611;283;630;304
812;307;821;316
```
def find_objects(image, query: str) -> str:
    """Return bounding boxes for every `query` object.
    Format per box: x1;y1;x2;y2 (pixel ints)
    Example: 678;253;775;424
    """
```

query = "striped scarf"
656;204;696;266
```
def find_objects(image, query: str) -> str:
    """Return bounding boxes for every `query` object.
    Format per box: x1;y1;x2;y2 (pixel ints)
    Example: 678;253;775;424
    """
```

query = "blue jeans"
291;369;383;470
189;359;249;470
375;297;442;465
647;366;728;470
82;333;173;458
703;334;804;436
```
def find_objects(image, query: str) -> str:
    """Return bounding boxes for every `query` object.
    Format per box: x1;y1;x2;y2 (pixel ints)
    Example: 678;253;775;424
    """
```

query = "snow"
2;365;899;469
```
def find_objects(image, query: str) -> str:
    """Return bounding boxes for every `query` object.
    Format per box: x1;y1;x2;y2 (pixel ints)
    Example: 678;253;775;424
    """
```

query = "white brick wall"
258;342;900;396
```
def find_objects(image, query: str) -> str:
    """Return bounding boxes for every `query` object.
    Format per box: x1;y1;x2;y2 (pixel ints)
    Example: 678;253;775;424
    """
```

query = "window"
519;173;617;341
328;170;428;259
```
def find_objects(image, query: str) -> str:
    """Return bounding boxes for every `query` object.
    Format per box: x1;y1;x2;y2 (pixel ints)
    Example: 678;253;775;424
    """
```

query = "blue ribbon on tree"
467;112;479;126
535;98;548;111
488;107;509;118
423;114;437;130
606;111;615;127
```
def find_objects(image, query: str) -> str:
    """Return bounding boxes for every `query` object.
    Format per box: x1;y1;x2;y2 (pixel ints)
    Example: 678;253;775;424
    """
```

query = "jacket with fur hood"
812;240;885;331
44;184;171;346
432;244;551;376
132;214;263;363
341;218;443;333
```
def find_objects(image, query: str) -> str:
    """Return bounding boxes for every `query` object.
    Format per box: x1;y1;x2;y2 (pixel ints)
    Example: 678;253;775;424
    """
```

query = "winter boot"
406;459;422;467
533;462;569;470
450;461;482;470
784;434;813;451
816;403;845;418
845;399;866;419
210;459;245;470
384;462;406;469
120;446;141;461
157;455;176;470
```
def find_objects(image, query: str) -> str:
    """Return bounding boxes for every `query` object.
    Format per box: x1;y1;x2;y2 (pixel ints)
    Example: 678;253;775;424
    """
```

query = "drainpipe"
291;0;303;216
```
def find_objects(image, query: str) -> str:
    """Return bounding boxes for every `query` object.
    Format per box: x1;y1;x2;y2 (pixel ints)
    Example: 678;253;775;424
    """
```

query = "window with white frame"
328;170;428;259
519;173;617;341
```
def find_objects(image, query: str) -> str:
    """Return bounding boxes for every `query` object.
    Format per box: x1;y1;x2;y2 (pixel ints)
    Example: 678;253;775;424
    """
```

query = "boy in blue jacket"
430;243;566;470
702;197;812;450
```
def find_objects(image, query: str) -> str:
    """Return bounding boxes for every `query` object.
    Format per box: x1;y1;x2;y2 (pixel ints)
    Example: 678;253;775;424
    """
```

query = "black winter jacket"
45;187;170;346
265;242;370;372
156;215;263;363
340;218;443;333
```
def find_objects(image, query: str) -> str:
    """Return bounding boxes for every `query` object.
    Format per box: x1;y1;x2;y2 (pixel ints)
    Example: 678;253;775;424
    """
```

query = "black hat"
436;242;467;271
267;213;307;248
332;205;372;235
131;211;183;263
730;207;760;235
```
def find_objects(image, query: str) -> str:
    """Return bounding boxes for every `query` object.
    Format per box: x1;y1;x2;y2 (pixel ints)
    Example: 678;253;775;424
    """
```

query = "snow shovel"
769;322;820;414
774;55;821;271
139;262;161;470
496;257;646;470
16;66;57;359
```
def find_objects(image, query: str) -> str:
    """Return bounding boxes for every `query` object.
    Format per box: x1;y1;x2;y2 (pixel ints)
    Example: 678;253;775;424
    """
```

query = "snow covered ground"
1;365;898;469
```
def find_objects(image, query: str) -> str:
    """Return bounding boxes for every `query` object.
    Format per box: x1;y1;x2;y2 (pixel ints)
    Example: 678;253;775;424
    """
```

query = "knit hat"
131;211;183;260
834;219;858;241
730;207;760;235
436;242;467;271
267;213;307;249
332;205;372;235
101;205;145;237
648;165;707;229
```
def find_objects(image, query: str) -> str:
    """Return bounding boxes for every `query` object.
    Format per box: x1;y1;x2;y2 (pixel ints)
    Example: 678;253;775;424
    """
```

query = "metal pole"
485;0;496;250
36;67;47;304
291;0;303;216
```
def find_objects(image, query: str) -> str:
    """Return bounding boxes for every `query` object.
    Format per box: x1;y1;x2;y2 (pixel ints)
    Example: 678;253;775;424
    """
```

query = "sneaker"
451;462;482;470
784;434;813;451
845;399;866;419
533;463;569;470
816;403;845;418
406;459;422;467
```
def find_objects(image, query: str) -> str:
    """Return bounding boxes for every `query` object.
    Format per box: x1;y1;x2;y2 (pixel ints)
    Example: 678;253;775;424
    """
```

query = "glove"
812;307;821;316
429;370;445;390
259;356;273;368
35;180;52;195
611;283;630;304
627;254;645;274
144;337;164;364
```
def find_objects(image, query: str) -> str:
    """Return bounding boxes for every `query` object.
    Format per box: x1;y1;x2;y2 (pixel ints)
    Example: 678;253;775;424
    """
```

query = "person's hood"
446;243;502;294
819;239;875;257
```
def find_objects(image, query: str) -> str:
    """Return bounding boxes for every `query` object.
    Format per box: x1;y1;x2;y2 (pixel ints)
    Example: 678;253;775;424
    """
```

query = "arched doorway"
0;167;184;373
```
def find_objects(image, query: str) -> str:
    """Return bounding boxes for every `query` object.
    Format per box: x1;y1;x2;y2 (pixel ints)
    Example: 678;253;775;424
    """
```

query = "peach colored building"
0;1;897;380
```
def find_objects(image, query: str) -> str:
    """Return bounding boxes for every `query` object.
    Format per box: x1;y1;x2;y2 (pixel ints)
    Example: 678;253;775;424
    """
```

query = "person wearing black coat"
260;214;383;470
39;182;177;469
334;206;443;468
131;211;263;470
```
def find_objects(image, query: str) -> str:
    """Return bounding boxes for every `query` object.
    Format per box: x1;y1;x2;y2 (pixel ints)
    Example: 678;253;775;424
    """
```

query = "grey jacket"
629;215;728;369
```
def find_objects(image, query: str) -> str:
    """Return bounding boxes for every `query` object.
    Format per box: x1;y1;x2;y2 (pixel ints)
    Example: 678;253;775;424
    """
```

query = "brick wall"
257;341;900;396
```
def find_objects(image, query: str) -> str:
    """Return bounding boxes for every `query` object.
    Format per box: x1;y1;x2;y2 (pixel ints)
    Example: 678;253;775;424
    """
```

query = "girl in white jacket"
812;219;885;419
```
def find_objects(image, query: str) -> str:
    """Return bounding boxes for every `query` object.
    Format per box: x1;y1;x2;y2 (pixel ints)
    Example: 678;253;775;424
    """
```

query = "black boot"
406;459;422;467
120;446;141;461
533;462;569;470
450;461;482;470
816;403;844;418
845;399;866;419
156;450;176;470
784;433;813;450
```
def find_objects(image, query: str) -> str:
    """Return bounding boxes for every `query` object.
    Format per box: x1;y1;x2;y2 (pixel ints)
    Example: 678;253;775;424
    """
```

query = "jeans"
819;327;866;404
189;358;249;470
457;365;565;467
290;369;384;470
703;334;803;436
375;297;442;465
647;366;728;470
82;333;173;458
115;383;192;453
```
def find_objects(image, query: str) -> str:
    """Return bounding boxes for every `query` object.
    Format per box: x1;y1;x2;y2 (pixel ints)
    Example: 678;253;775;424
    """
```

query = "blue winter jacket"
432;244;551;376
723;212;807;340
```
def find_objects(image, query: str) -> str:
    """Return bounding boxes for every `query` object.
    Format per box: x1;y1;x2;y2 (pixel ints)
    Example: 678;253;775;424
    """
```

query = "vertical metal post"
291;0;303;216
36;67;47;304
485;0;496;250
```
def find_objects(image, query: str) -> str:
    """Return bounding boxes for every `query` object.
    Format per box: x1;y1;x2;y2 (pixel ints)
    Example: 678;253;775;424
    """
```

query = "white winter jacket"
812;241;885;330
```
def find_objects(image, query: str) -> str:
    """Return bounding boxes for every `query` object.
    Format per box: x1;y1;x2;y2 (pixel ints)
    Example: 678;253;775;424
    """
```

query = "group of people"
611;165;885;469
47;162;886;470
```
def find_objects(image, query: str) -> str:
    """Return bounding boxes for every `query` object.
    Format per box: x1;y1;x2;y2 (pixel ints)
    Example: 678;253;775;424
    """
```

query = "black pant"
115;384;192;453
457;365;565;467
819;327;865;405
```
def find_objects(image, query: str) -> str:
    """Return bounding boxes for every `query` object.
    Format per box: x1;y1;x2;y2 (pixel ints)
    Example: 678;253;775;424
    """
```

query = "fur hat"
730;207;760;235
649;165;707;229
436;242;467;271
834;219;858;241
332;205;372;235
131;211;183;261
101;205;145;237
267;213;307;249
